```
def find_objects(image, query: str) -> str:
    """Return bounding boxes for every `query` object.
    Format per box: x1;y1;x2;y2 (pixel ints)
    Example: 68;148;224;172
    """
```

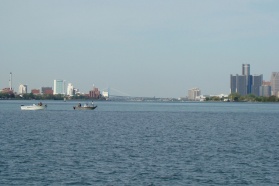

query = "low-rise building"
31;89;40;95
42;87;53;95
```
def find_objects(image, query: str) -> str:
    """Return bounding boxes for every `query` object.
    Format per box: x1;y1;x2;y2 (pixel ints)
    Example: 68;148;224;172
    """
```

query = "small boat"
73;103;97;110
21;103;47;110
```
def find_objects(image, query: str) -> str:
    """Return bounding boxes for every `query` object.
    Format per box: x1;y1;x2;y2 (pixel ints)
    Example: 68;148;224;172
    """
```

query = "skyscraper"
53;80;65;95
230;64;262;96
251;74;263;96
270;72;279;97
242;64;251;94
242;64;250;76
230;74;247;95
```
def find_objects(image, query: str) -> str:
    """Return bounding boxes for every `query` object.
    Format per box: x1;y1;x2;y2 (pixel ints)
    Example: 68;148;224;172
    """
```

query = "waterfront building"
73;88;79;95
242;64;250;76
41;87;53;95
260;85;271;97
18;84;27;94
270;72;279;97
230;75;237;94
242;64;251;94
67;83;74;96
188;88;201;101
230;64;263;96
102;91;109;99
31;89;40;95
53;80;65;95
89;87;100;99
230;74;247;95
1;88;13;93
251;74;263;97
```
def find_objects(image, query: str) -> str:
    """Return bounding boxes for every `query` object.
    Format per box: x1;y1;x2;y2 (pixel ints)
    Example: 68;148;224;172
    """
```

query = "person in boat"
78;103;81;107
38;102;42;106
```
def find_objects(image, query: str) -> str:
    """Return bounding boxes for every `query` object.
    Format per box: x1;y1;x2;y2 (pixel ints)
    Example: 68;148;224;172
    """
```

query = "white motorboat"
21;103;47;110
73;102;97;110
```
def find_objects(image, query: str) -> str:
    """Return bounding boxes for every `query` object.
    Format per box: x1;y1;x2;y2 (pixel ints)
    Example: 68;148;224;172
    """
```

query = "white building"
188;88;201;101
102;91;109;99
18;84;27;94
67;83;74;96
53;80;65;95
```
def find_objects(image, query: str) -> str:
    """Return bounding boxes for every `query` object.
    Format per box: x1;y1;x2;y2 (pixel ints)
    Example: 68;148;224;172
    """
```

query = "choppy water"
1;100;279;185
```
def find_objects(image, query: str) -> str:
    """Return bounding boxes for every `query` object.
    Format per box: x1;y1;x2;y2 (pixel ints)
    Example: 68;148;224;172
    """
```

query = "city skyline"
1;1;279;97
2;66;278;98
230;64;264;97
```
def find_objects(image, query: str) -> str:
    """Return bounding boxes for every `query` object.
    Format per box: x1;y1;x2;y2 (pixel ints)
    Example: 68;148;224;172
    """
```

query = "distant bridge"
101;87;132;98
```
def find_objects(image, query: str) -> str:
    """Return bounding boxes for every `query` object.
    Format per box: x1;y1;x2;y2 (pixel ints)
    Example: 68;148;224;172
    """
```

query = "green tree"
229;93;241;102
267;95;277;102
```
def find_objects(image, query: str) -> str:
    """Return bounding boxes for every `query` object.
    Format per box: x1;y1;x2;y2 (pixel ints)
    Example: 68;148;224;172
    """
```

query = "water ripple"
1;102;279;185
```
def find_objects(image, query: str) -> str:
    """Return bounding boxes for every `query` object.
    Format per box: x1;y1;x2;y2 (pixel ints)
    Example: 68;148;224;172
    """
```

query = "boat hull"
21;104;46;110
73;105;97;110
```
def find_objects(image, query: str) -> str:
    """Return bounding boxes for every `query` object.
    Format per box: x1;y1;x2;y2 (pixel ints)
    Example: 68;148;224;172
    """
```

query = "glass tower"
251;75;263;96
231;64;262;96
242;64;250;76
54;80;65;95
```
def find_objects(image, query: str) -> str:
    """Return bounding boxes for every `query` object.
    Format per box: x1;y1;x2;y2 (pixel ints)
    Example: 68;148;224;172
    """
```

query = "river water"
0;100;279;185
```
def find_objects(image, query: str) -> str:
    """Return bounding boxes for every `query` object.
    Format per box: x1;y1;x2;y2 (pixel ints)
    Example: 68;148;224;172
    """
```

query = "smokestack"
9;72;12;90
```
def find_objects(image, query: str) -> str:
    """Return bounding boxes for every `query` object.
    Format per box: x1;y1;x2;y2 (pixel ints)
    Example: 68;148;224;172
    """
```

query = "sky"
1;0;279;98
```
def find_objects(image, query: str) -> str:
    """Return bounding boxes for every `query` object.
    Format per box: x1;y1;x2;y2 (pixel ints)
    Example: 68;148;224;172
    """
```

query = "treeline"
0;92;104;100
207;93;279;102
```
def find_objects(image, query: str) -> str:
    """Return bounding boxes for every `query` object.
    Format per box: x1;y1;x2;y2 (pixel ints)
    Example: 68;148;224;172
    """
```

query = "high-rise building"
230;64;262;96
260;85;271;97
230;75;237;94
242;64;251;93
270;72;279;97
242;64;250;76
230;74;247;95
18;84;27;94
251;74;263;96
188;88;201;101
53;80;65;95
67;83;74;96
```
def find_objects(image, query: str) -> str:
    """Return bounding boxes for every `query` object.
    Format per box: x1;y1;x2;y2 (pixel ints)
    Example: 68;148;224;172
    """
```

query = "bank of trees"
228;93;279;102
0;92;63;100
0;92;15;99
206;93;279;102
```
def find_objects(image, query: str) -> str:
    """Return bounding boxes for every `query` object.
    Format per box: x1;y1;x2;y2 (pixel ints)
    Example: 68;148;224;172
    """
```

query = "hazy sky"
1;0;279;97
